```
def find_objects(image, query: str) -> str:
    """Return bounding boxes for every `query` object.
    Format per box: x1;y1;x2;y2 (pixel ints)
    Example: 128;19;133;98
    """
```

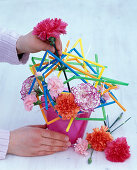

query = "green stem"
88;149;94;164
109;112;123;129
53;43;71;92
110;117;131;134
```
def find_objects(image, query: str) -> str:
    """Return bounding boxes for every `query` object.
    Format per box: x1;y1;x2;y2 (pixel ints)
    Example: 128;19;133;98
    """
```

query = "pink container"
41;97;90;144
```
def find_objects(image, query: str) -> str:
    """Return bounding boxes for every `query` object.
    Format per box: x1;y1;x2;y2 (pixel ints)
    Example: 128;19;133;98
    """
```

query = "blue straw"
37;51;48;71
73;48;118;100
28;78;36;94
42;82;48;110
40;58;57;71
41;48;75;72
104;84;117;100
45;50;87;83
46;87;55;107
74;48;98;75
42;61;58;77
95;101;115;109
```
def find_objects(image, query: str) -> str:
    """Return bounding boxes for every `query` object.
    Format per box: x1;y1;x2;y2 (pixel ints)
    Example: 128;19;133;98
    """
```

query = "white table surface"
0;0;137;170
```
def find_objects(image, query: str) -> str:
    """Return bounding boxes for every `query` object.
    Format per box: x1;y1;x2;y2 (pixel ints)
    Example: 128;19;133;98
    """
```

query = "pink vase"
41;96;90;144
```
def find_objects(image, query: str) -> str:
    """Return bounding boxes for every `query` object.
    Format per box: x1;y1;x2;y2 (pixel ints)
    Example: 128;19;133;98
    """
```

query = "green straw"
66;61;108;68
75;117;106;121
109;112;123;129
95;54;100;73
110;117;131;134
30;57;129;86
63;75;128;86
95;54;107;124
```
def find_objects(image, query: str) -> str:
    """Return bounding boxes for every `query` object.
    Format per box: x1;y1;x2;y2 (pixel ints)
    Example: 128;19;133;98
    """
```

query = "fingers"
41;137;71;147
41;129;69;142
40;40;55;53
55;37;62;56
40;145;68;153
37;151;55;156
28;124;47;129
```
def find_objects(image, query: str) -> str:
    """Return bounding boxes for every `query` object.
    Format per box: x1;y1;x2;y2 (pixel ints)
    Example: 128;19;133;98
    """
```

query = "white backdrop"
0;0;137;170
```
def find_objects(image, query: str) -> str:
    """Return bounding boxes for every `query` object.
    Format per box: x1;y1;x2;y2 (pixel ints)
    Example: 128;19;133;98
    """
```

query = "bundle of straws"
20;18;129;133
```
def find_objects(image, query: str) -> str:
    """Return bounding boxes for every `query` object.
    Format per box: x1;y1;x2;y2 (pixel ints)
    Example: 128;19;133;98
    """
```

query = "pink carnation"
74;138;89;156
24;94;37;111
97;85;103;93
47;76;64;98
103;92;110;101
105;137;131;162
32;18;68;40
97;85;110;101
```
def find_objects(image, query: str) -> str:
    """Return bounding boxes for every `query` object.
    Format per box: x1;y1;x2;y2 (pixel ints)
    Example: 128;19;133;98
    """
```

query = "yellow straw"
79;38;88;75
63;52;104;68
66;117;74;132
94;67;105;88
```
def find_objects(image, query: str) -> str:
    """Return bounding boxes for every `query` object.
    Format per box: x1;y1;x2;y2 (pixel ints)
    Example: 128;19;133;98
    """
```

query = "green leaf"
88;157;92;164
33;100;42;105
34;88;44;96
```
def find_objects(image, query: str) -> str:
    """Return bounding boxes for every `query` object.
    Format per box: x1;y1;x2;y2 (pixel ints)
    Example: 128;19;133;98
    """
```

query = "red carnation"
105;137;131;162
32;18;68;41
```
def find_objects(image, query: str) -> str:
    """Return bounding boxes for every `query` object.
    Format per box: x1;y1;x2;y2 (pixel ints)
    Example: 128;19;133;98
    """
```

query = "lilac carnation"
20;76;39;100
71;83;100;112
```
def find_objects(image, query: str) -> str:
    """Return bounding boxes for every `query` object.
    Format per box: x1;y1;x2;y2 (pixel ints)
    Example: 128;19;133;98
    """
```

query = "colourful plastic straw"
28;38;129;131
109;93;126;112
95;54;106;122
102;86;117;95
42;82;48;110
66;117;74;132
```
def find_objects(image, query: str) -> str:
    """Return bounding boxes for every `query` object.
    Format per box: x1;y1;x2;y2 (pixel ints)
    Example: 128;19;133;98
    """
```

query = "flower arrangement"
20;18;131;164
74;114;131;163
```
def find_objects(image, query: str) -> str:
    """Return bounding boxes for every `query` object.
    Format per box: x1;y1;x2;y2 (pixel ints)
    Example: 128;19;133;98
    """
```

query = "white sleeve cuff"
0;28;29;65
0;130;10;160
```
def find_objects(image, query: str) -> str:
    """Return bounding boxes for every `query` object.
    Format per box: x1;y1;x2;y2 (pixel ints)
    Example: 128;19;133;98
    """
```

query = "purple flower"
20;76;39;100
71;83;100;112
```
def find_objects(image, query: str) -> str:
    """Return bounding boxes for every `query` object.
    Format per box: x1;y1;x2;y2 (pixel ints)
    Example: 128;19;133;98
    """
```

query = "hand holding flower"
16;31;62;56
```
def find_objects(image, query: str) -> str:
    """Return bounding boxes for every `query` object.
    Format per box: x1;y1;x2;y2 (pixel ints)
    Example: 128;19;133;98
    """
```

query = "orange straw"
102;86;117;95
109;93;126;111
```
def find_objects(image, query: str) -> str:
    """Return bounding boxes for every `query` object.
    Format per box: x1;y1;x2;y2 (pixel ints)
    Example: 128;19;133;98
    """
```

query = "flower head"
47;76;64;98
20;76;39;100
103;92;110;101
86;126;113;151
105;137;131;162
32;18;68;41
55;93;80;120
23;94;37;111
74;138;89;156
71;83;100;112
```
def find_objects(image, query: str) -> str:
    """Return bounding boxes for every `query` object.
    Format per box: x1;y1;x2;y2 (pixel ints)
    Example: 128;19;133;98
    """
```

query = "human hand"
7;124;71;157
16;31;62;56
